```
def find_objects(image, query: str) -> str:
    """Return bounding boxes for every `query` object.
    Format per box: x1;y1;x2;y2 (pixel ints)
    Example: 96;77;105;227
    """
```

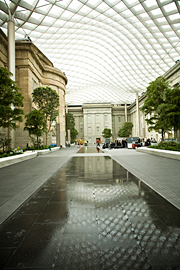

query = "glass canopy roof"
0;0;180;105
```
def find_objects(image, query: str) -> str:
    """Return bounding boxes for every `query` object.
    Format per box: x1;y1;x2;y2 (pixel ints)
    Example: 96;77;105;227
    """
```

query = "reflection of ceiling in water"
1;0;180;105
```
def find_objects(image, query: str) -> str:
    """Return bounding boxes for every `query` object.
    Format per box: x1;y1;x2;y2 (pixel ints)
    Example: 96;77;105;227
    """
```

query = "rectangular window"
80;128;83;134
80;117;83;124
88;127;91;134
88;115;91;123
118;116;121;123
33;80;37;90
96;127;99;133
104;115;107;122
96;115;99;123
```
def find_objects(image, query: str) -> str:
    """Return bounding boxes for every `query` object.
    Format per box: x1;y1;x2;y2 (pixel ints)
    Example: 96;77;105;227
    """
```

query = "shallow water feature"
0;155;180;269
78;146;103;153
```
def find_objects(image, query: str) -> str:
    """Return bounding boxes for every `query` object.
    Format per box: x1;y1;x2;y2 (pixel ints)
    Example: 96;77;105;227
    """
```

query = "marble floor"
0;149;180;269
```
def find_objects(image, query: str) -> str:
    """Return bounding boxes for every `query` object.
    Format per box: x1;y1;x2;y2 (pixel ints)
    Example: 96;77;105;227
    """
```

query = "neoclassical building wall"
83;103;112;144
112;104;130;139
67;106;83;140
129;61;180;141
68;103;129;144
0;29;67;148
0;30;8;68
69;59;180;143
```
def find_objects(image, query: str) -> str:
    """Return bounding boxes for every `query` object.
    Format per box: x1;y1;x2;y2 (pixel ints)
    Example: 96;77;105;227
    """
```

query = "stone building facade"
1;27;179;147
68;61;180;144
68;103;130;144
0;29;67;148
129;60;180;141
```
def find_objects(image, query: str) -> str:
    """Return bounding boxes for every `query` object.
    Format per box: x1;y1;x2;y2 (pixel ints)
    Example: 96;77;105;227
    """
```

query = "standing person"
96;140;100;153
122;137;125;148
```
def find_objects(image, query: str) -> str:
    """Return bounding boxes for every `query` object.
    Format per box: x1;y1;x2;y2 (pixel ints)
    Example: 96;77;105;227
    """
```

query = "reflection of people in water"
96;140;100;153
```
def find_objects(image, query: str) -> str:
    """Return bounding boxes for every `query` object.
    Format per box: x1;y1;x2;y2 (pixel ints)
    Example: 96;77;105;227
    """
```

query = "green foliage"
163;84;180;136
32;86;59;146
140;76;177;140
0;153;10;158
118;122;133;137
102;128;112;138
0;136;12;153
24;110;46;149
25;145;50;150
12;147;23;154
0;151;23;158
149;141;180;152
0;67;24;141
65;112;78;142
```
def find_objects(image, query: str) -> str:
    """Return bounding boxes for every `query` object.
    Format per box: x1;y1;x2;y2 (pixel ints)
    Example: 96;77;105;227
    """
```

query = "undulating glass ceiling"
0;0;180;105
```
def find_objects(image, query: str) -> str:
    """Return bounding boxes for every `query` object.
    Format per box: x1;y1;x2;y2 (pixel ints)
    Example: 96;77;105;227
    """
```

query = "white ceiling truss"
0;0;180;105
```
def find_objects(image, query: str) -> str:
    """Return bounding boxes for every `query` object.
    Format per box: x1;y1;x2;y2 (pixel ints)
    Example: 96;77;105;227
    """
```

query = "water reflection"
0;156;180;269
78;146;103;153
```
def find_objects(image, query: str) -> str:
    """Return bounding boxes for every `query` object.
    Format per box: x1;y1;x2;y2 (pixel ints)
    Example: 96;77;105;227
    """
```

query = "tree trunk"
46;131;48;146
8;126;10;140
161;129;164;141
46;117;48;146
37;136;39;149
174;126;177;140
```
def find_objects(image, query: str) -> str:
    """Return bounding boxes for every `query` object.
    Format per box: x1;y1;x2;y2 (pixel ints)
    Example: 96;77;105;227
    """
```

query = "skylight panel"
37;0;48;7
87;0;101;8
114;1;126;12
163;2;177;13
68;0;83;11
37;2;51;12
97;2;109;12
121;9;133;17
16;6;27;12
79;5;92;15
61;9;74;20
126;0;139;5
156;17;167;23
23;22;36;30
35;25;49;33
132;3;144;12
49;5;63;16
30;12;42;21
150;8;163;16
42;16;55;24
169;14;180;22
144;0;158;9
161;25;172;31
0;0;178;105
138;13;150;20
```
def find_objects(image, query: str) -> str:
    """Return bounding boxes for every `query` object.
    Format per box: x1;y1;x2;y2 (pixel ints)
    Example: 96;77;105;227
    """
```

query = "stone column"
8;12;15;80
56;123;60;147
8;12;15;148
125;103;127;122
136;93;140;137
126;171;129;181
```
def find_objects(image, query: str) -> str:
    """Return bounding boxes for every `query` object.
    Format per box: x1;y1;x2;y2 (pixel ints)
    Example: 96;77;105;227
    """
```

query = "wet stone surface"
78;146;103;153
0;155;180;269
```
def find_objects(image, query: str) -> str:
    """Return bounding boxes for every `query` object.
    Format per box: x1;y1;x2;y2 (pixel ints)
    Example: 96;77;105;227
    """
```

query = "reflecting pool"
78;146;103;153
0;156;180;269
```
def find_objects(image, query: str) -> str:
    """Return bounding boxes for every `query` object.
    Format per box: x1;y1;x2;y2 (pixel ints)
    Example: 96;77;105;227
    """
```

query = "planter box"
0;152;37;168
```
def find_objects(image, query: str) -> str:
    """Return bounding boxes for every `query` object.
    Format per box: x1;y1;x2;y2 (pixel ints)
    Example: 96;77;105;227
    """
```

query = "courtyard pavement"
1;146;180;225
0;146;180;269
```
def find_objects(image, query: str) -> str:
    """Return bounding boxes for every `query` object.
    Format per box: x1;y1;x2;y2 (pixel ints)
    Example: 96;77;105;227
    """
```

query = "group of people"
139;137;157;146
115;138;127;148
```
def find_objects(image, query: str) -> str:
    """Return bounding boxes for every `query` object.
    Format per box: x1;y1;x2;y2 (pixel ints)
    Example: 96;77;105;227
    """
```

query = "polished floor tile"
1;155;180;269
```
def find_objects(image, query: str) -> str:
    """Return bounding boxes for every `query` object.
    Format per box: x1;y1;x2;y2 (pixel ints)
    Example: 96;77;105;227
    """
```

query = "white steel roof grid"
0;0;179;105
